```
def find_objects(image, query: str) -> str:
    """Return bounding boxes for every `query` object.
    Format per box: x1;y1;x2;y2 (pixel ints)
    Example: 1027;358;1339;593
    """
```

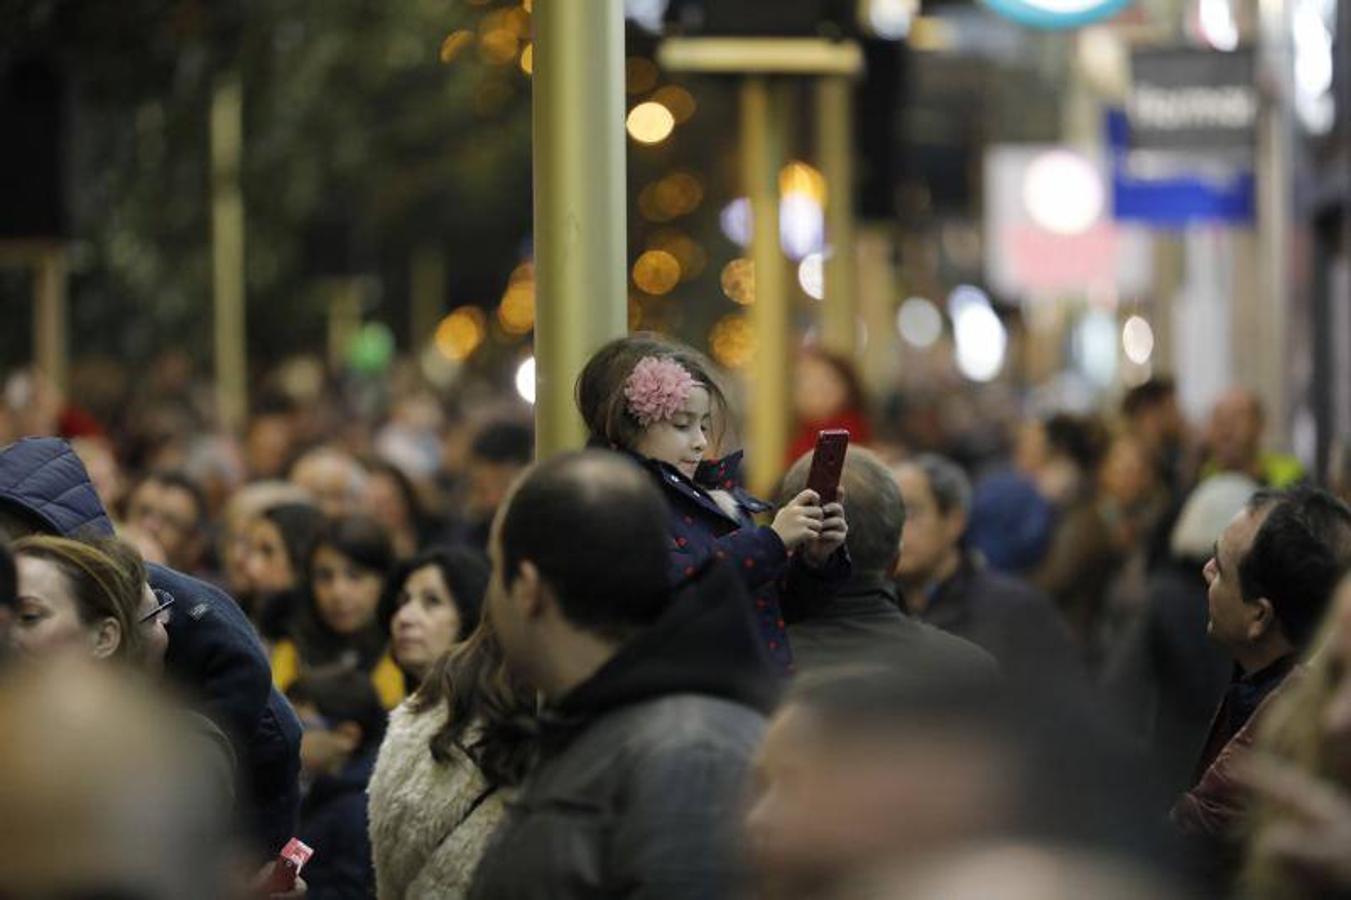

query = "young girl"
576;333;849;671
271;514;405;709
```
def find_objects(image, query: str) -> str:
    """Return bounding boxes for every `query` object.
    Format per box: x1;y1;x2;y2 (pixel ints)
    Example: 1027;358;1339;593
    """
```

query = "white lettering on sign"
1130;85;1258;131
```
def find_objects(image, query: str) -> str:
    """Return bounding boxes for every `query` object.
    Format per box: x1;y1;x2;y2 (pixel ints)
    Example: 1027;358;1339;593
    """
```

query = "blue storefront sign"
981;0;1133;28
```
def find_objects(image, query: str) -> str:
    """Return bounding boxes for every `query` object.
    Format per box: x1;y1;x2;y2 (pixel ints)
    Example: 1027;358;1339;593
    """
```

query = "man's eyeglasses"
139;588;175;626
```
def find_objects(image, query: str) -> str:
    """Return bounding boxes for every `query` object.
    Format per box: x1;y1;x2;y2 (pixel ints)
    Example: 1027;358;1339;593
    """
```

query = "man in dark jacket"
471;450;777;900
778;447;996;679
892;454;1083;688
0;437;301;856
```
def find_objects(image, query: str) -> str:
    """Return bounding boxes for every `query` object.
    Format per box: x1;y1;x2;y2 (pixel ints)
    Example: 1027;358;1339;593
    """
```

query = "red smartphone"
805;429;850;505
262;838;314;894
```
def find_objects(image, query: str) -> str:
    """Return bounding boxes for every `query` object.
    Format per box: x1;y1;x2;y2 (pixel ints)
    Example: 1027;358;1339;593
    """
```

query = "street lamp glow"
1022;150;1103;235
897;297;943;348
515;356;536;404
1122;315;1155;364
952;296;1006;382
798;253;825;300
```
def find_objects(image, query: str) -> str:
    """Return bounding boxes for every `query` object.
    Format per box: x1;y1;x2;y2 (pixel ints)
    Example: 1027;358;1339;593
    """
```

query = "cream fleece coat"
367;702;507;900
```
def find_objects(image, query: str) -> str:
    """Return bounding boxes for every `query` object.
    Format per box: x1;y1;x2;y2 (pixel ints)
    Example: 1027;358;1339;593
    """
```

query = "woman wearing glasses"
10;534;172;671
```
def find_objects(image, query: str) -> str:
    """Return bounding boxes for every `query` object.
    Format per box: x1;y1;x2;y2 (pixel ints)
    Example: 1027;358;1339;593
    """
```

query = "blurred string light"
648;229;707;281
718;161;827;259
709;314;756;368
633;250;682;295
627;101;676;145
948;286;1006;382
625;57;660;95
1197;0;1240;51
515;356;536;404
896;297;943;348
1074;309;1119;386
860;0;918;38
652;85;697;123
1122;315;1154;364
720;258;756;305
435;306;486;361
498;262;536;335
439;30;474;64
779;161;827;205
625;0;670;35
720;198;752;246
1293;0;1336;133
478;28;519;65
798;252;825;300
1022;150;1103;235
639;172;703;223
519;42;533;75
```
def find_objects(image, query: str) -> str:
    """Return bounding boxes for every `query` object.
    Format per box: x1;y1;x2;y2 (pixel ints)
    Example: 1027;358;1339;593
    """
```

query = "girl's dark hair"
287;515;395;671
379;545;489;640
575;332;731;453
409;620;539;787
287;668;388;754
12;536;148;664
259;502;326;580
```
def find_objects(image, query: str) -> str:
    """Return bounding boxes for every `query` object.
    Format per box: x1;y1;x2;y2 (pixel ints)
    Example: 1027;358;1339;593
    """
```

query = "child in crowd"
271;515;404;709
288;669;386;900
576;333;848;671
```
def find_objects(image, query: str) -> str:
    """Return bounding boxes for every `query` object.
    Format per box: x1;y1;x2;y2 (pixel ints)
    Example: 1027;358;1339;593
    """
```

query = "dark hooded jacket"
469;559;778;900
297;747;377;900
0;437;301;855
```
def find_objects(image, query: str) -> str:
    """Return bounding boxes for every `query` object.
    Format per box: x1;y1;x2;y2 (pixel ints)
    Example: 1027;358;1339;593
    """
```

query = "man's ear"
90;617;122;660
513;559;550;621
1248;596;1277;642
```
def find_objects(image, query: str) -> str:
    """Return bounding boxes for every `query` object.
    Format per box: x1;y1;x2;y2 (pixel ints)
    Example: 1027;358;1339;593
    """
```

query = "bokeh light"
720;258;755;305
519;43;533;75
479;29;519;65
627;101;676;145
515;356;536;404
1022;150;1103;236
709;314;756;369
651;85;697;123
633;250;682;295
1122;315;1155;364
897;297;944;347
648;229;707;281
950;288;1006;382
779;161;827;206
434;306;486;361
626;57;660;94
798;252;825;300
439;30;474;64
652;172;704;218
1074;309;1119;386
863;0;917;38
720;197;751;246
780;192;825;260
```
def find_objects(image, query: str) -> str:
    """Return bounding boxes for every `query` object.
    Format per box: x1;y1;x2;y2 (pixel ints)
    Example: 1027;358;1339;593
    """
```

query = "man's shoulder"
593;693;766;752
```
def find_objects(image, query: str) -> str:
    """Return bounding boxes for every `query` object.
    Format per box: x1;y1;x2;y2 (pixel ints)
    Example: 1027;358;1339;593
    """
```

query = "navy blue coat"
639;451;849;672
0;437;301;855
297;748;377;900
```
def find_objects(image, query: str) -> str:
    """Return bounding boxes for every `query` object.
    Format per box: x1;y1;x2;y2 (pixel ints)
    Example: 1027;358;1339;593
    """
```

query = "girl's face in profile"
634;386;712;479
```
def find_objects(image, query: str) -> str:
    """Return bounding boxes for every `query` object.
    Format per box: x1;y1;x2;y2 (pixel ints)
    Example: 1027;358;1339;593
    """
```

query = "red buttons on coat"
676;537;687;547
684;566;695;577
743;557;755;569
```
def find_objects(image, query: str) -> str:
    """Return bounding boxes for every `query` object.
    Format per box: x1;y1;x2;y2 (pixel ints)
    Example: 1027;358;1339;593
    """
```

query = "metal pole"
1257;0;1294;446
211;73;247;433
532;0;628;458
816;76;858;358
743;77;789;495
34;245;67;394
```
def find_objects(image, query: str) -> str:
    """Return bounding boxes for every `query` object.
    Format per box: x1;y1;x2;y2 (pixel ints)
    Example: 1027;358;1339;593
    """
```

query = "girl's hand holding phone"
802;500;848;568
772;490;826;550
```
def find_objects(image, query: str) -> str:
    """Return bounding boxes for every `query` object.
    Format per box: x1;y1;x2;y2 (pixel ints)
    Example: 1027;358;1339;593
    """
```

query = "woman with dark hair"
271;515;404;709
367;622;537;900
240;500;325;641
379;546;489;691
365;461;433;561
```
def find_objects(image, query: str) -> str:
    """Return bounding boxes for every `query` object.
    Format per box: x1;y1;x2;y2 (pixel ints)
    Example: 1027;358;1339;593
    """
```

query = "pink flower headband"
624;356;697;427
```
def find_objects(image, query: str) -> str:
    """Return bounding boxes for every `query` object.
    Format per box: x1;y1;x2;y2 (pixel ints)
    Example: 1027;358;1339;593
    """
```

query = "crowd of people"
3;335;1351;899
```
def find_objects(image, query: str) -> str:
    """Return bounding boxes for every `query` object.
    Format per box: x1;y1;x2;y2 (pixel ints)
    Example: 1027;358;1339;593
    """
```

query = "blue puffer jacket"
0;437;302;855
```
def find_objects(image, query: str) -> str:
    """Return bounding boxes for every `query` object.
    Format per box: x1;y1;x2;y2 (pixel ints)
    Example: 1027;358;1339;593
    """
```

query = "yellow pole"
532;0;628;458
816;75;857;357
743;77;789;495
210;73;247;433
34;244;68;394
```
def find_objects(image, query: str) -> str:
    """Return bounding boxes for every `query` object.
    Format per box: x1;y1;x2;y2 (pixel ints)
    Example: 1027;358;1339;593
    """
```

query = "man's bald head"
498;450;673;639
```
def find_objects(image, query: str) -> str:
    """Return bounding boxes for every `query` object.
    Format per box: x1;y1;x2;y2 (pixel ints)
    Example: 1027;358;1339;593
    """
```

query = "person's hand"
802;500;847;568
1239;753;1351;889
771;490;824;550
250;861;309;899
